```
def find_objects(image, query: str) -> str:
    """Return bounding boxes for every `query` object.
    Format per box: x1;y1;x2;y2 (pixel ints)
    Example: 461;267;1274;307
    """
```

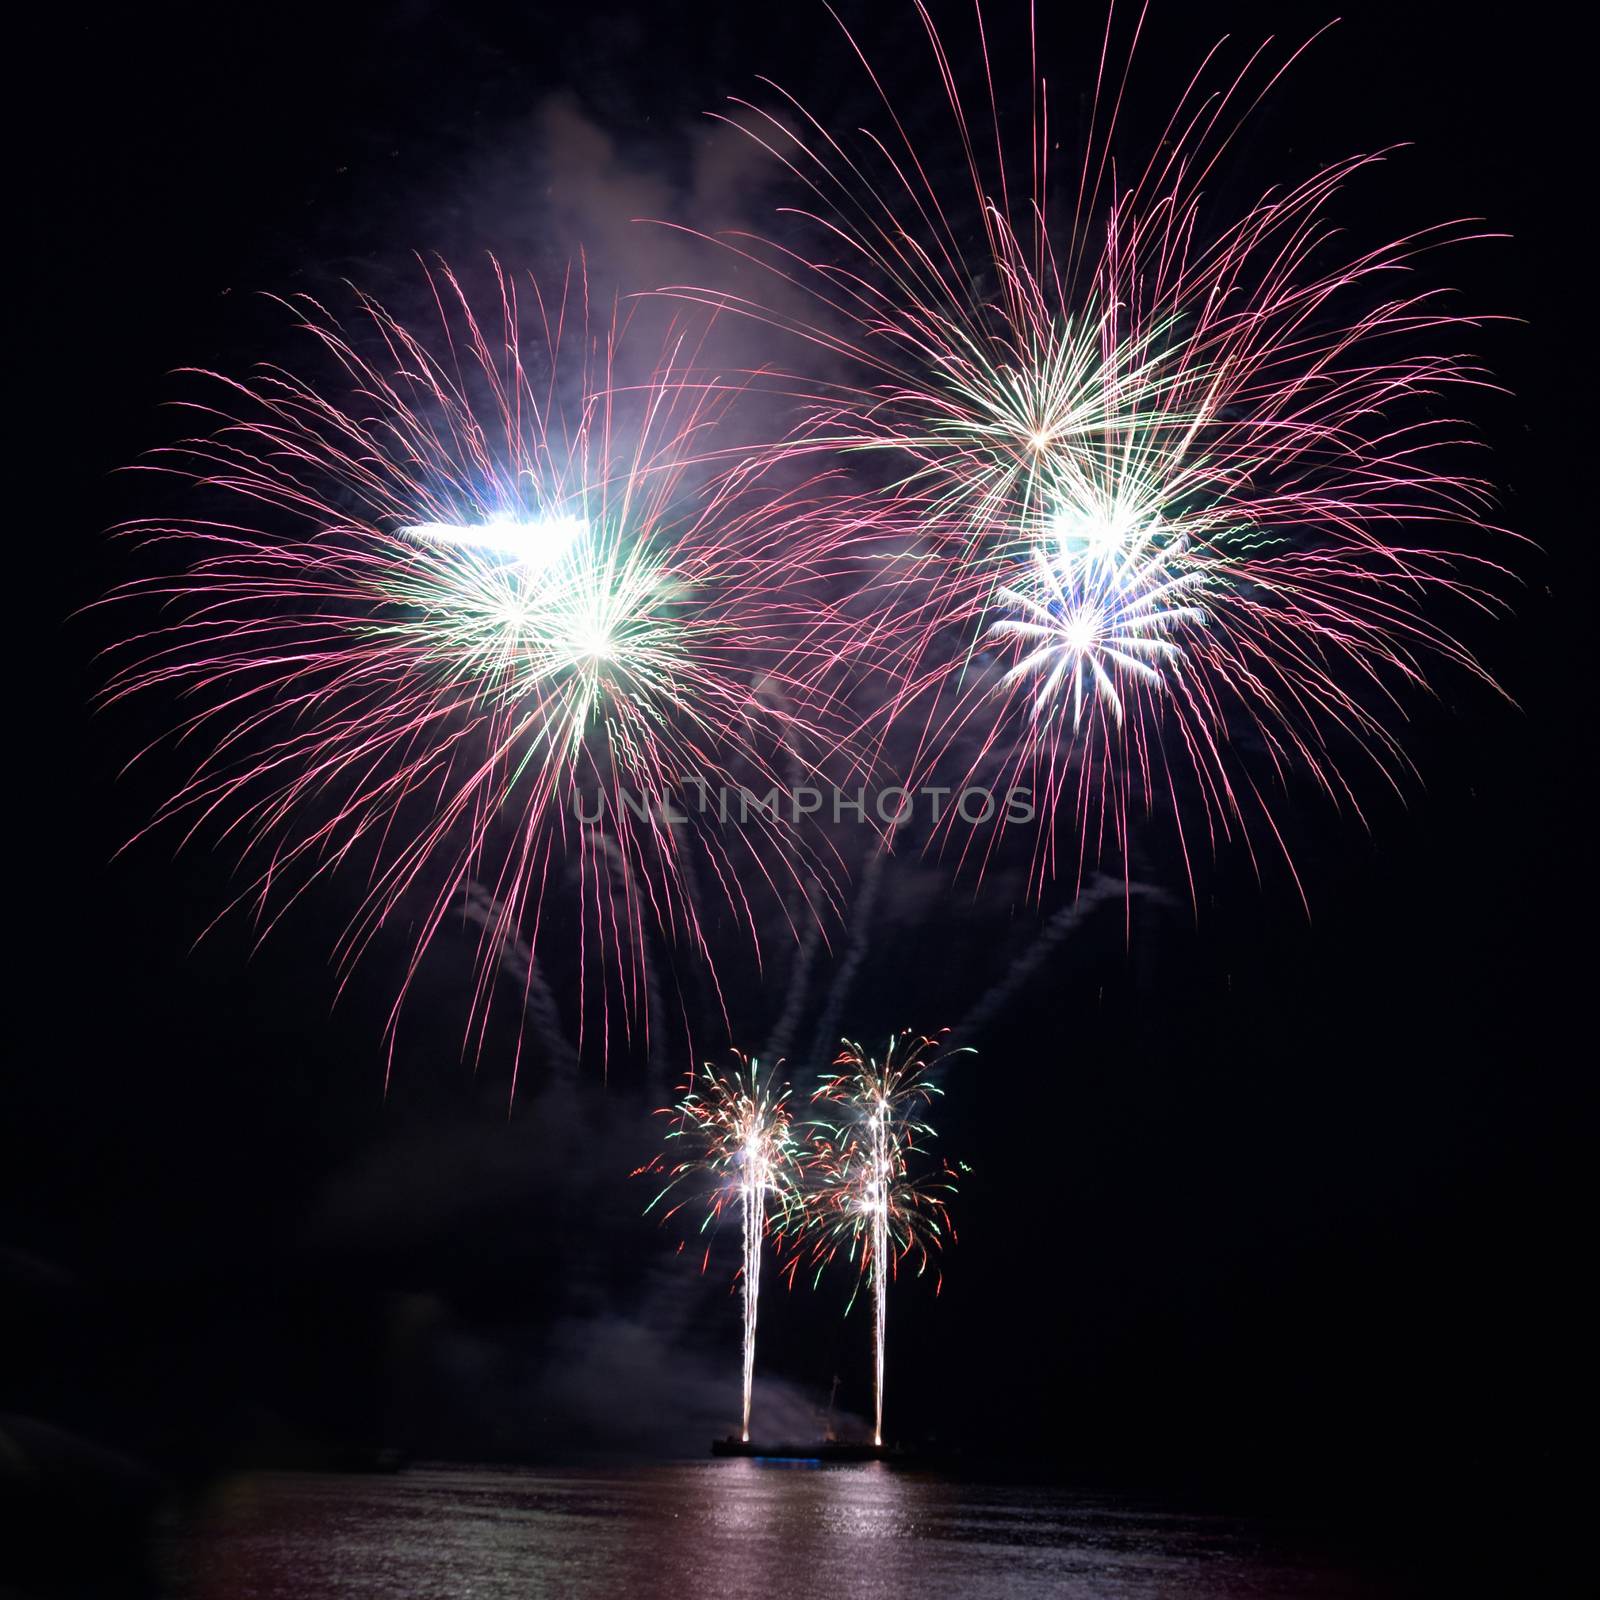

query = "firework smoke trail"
950;871;1172;1050
804;838;893;1074
644;1054;803;1440
757;670;836;1068
101;260;850;1085
590;830;674;1089
762;902;824;1066
460;880;579;1090
658;4;1515;897
809;1030;968;1447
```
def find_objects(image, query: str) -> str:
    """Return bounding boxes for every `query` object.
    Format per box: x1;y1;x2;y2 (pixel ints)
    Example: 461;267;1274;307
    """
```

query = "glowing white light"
402;512;588;571
989;507;1207;729
561;619;617;665
1046;503;1124;559
1062;608;1101;654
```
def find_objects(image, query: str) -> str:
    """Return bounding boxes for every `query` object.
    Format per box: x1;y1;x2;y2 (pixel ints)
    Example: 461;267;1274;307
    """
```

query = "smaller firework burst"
807;1030;967;1447
988;473;1210;731
645;1053;804;1441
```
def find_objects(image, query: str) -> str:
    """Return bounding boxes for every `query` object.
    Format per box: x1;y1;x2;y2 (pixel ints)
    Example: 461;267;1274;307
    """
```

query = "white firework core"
988;486;1209;728
401;511;588;571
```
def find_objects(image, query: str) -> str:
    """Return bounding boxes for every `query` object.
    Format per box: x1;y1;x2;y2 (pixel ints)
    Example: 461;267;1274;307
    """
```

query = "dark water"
158;1464;1405;1598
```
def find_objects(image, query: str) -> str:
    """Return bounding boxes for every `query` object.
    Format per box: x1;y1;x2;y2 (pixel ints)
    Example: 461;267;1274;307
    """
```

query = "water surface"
162;1463;1401;1598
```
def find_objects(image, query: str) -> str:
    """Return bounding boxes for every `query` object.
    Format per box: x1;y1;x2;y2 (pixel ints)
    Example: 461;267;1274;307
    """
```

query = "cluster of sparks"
645;1033;963;1446
102;5;1514;1078
103;263;845;1080
645;1053;804;1441
988;484;1207;734
668;2;1512;900
807;1032;965;1446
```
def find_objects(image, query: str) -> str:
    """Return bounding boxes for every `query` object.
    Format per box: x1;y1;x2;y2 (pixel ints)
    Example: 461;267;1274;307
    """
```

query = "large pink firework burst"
101;261;848;1089
659;3;1517;901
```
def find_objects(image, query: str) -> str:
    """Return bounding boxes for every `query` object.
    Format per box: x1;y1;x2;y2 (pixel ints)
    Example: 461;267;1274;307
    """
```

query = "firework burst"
660;3;1514;897
644;1052;805;1440
100;261;847;1087
987;474;1208;732
807;1029;967;1447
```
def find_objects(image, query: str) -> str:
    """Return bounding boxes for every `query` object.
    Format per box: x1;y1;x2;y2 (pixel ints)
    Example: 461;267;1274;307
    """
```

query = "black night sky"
7;3;1589;1597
